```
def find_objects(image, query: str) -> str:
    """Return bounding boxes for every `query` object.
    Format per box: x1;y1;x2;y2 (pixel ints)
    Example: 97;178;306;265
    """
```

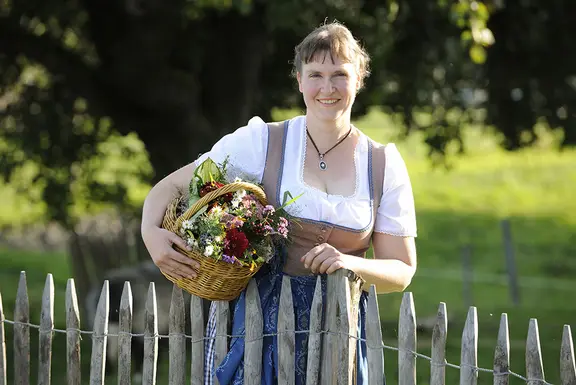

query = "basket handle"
175;181;269;230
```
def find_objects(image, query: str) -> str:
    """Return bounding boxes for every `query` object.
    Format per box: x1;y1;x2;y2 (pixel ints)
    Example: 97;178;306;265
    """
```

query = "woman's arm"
300;233;417;294
346;233;417;293
140;162;201;280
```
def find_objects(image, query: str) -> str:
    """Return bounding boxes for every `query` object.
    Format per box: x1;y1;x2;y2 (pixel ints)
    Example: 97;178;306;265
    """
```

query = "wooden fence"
0;270;575;384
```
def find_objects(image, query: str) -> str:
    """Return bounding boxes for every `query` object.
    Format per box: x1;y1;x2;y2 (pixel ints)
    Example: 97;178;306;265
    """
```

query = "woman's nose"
321;78;334;93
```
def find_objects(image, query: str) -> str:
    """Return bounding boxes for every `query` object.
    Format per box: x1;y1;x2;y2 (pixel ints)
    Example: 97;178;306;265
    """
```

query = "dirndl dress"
203;246;371;385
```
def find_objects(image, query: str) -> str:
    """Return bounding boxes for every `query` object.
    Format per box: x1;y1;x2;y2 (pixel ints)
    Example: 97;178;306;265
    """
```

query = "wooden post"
89;281;109;385
214;301;229;385
190;294;204;385
366;285;385;385
65;279;81;385
118;282;133;385
525;319;545;385
14;272;30;385
142;283;158;385
38;274;55;385
560;325;576;384
398;292;416;385
0;291;6;385
244;280;263;385
493;314;510;385
459;307;478;385
305;277;323;385
430;303;447;385
277;276;295;385
169;285;186;385
501;219;520;306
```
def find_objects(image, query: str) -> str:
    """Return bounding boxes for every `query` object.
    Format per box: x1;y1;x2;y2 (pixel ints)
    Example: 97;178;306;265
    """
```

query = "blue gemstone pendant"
319;160;327;170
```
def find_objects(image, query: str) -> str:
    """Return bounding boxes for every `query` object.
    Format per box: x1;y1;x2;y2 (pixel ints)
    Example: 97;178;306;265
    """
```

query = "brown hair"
292;21;371;89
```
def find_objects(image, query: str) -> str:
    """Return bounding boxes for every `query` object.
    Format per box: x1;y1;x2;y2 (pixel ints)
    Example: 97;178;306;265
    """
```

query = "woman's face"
297;52;360;125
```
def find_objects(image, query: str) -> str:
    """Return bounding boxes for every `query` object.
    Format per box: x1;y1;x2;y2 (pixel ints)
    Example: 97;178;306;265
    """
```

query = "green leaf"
279;190;304;210
195;157;222;184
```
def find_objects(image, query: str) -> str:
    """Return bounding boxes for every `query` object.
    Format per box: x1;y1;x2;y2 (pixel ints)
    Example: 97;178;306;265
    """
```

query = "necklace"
306;125;353;171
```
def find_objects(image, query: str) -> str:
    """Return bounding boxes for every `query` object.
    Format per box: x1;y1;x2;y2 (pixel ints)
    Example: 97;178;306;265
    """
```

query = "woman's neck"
305;114;352;145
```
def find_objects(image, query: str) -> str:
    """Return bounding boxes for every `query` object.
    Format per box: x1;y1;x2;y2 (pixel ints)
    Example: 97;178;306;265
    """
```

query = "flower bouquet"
160;157;297;301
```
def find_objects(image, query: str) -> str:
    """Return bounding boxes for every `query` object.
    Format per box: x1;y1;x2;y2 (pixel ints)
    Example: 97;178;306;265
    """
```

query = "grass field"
1;108;575;384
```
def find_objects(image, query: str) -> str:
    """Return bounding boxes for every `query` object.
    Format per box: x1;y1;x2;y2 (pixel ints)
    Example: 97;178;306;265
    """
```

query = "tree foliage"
1;0;575;226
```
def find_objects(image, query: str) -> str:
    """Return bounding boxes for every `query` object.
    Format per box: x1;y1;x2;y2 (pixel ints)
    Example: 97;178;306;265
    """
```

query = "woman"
141;21;417;384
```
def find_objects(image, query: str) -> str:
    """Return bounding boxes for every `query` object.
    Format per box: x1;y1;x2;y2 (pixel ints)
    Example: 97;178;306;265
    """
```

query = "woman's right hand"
142;226;200;280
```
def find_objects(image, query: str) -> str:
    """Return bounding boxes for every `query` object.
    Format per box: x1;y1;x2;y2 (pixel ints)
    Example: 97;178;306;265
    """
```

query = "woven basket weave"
161;182;269;301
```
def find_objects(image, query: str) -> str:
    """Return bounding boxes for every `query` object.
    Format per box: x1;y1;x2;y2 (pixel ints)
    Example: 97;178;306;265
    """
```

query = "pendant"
319;159;327;170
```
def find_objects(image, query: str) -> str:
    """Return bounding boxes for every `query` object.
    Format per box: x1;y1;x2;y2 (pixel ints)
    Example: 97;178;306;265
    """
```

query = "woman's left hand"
300;243;353;275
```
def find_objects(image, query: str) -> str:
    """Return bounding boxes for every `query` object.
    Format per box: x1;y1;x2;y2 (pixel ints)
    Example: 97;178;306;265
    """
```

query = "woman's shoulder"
357;132;404;166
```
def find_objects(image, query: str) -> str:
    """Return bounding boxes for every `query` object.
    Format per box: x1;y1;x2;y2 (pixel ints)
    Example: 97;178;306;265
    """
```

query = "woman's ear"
297;72;303;93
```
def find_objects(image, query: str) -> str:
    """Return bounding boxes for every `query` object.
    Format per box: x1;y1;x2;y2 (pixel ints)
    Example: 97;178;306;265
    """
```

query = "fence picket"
3;270;576;385
14;272;30;385
0;291;6;385
321;273;338;384
336;272;352;385
214;301;229;385
560;325;576;384
366;285;384;385
493;314;510;385
190;295;204;385
278;276;295;385
38;274;54;385
169;285;186;385
142;283;158;385
65;279;81;385
526;319;545;385
430;302;447;385
399;292;416;385
460;307;478;385
89;281;109;385
305;277;323;385
244;280;263;385
118;282;133;385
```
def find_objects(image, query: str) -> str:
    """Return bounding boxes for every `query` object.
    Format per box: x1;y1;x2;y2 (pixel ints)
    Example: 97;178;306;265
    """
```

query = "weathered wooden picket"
0;270;575;385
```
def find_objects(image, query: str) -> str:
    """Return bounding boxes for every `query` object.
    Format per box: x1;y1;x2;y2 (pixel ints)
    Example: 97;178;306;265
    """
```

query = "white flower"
182;220;194;230
231;189;246;208
234;177;243;183
204;245;214;257
209;206;223;217
214;236;222;243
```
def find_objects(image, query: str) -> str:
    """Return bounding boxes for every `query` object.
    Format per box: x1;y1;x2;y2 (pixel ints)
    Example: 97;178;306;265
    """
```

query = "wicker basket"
160;182;269;301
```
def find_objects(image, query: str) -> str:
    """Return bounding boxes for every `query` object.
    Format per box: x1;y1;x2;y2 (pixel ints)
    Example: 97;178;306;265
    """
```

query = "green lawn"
1;108;575;384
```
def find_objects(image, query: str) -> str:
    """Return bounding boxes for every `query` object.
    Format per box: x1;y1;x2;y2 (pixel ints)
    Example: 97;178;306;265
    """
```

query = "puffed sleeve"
193;116;268;183
373;144;417;237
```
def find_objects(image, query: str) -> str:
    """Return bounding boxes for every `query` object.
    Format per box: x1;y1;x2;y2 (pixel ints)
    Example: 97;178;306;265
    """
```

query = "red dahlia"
223;228;249;259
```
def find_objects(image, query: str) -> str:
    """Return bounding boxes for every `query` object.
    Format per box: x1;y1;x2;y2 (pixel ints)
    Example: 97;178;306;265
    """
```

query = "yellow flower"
250;261;257;272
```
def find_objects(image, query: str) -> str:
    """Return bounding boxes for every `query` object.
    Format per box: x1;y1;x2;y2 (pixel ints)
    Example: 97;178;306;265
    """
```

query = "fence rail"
0;270;575;384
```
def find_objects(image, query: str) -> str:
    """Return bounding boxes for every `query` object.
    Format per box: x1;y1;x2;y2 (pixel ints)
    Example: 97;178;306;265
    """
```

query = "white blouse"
194;115;417;237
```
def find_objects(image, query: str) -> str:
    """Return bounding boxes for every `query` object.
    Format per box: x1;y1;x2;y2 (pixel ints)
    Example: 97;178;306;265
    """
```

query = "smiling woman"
140;20;417;385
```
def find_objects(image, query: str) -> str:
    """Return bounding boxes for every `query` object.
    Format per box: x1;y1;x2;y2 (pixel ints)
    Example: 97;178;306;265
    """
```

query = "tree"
1;0;575;227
